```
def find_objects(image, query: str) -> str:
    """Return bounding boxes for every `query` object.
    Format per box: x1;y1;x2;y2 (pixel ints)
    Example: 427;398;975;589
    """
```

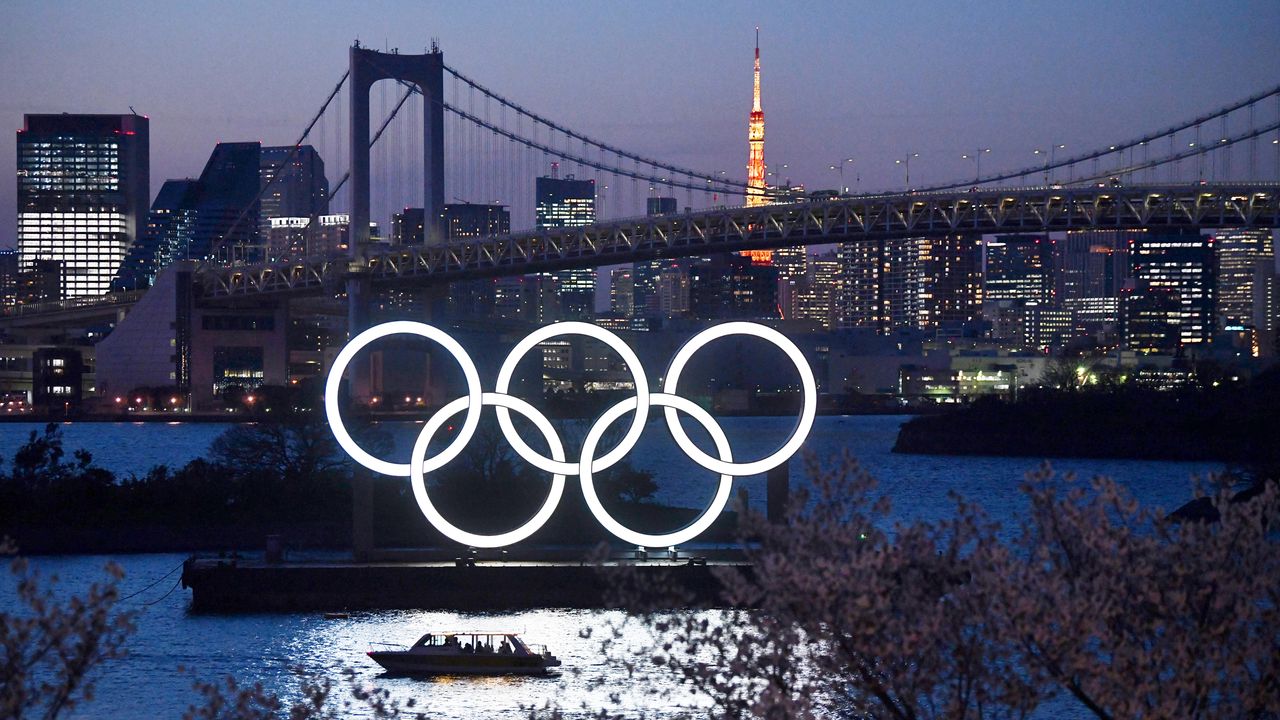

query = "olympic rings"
325;321;482;477
493;322;649;476
409;393;567;548
579;394;733;548
325;320;816;548
662;321;818;477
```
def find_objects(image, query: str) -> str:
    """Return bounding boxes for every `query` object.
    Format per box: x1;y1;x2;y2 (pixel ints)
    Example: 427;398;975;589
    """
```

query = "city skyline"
4;1;1280;244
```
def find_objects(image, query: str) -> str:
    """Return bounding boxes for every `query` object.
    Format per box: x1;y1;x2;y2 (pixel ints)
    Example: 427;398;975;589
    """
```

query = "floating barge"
180;549;746;612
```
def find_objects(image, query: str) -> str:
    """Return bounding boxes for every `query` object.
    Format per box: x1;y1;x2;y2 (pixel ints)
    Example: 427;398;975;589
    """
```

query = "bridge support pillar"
346;275;374;401
351;471;374;561
767;462;790;523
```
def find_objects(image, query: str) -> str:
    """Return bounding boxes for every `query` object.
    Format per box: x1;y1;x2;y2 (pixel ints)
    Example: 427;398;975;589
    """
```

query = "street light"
894;152;919;190
1033;144;1066;184
961;148;991;183
829;158;855;194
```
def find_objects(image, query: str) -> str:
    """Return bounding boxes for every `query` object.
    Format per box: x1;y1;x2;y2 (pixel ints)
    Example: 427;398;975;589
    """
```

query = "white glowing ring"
409;392;566;548
662;322;817;477
493;321;649;476
324;321;482;477
579;393;734;548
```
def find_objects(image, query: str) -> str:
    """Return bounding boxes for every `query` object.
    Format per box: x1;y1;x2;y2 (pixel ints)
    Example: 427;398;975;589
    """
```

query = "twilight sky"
3;0;1280;246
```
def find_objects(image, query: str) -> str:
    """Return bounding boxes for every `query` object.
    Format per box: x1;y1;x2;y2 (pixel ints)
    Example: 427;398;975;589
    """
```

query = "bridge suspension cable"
919;84;1280;192
356;61;767;201
442;64;754;193
221;70;351;247
1061;119;1280;187
329;83;416;199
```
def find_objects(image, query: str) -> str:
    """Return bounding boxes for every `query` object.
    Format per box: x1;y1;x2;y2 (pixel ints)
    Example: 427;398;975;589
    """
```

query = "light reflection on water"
0;416;1224;718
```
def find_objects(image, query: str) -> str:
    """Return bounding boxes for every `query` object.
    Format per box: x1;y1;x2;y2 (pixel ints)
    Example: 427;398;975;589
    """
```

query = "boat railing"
368;641;408;651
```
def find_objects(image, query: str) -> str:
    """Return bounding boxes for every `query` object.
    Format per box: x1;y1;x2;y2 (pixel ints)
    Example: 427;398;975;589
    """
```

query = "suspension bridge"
211;44;1280;300
9;42;1280;315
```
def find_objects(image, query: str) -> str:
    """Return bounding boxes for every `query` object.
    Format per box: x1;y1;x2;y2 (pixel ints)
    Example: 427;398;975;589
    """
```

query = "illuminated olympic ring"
324;321;817;549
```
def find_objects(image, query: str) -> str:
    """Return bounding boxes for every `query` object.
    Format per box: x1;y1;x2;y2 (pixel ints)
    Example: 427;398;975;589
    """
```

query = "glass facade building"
1211;229;1274;332
258;145;329;239
1125;229;1216;351
535;175;596;320
17;114;149;298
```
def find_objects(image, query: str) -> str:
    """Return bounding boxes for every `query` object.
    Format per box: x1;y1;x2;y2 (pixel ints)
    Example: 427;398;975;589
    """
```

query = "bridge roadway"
197;183;1280;300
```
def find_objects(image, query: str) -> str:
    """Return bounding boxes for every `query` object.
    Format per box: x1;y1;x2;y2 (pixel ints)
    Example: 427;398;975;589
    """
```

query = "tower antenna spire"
743;25;769;265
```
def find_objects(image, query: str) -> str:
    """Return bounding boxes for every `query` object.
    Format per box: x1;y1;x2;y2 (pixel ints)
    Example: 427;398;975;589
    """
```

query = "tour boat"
366;631;562;676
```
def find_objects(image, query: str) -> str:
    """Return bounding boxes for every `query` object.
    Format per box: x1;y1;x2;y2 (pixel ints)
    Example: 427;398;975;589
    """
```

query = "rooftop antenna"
128;106;137;116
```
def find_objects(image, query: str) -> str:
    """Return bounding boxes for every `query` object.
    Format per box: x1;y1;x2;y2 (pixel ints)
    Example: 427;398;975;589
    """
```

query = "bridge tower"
346;44;446;402
349;43;445;250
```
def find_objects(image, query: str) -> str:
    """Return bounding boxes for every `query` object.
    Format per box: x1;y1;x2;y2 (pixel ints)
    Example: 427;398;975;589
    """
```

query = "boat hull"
367;651;560;676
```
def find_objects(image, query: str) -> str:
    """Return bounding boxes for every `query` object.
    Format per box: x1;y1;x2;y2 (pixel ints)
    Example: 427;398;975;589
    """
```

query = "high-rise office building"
984;235;1053;306
392;208;425;245
835;237;925;333
117;142;262;284
115;179;200;289
774;246;808;319
689;253;777;320
1056;230;1135;302
443;203;510;240
0;250;17;308
258;145;328;238
921;233;984;329
1125;229;1216;351
444;204;512;318
609;268;634;317
191;142;262;263
794;251;839;329
631;200;685;324
17;114;149;298
1211;229;1274;332
536;175;596;320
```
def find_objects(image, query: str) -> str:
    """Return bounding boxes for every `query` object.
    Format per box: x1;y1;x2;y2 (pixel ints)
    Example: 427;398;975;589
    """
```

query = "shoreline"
0;407;929;424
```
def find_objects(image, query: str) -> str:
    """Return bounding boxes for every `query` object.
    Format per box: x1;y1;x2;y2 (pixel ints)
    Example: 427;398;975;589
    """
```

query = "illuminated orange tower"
742;28;772;265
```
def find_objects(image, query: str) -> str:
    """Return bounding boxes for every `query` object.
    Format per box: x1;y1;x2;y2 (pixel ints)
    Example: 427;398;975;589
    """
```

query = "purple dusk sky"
3;0;1279;246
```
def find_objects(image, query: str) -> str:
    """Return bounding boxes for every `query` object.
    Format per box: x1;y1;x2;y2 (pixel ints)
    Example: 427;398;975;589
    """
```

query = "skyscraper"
1055;230;1135;302
392;208;425;245
921;234;984;329
115;179;199;289
835;237;926;333
191;142;263;263
774;246;808;319
794;251;839;329
535;175;596;320
609;268;635;317
1125;229;1216;351
259;145;328;237
17;114;149;298
690;254;778;320
1212;229;1274;332
444;204;512;318
443;203;510;240
984;236;1053;306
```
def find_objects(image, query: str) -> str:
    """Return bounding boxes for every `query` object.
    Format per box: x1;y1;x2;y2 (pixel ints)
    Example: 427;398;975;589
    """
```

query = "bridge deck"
195;183;1279;300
